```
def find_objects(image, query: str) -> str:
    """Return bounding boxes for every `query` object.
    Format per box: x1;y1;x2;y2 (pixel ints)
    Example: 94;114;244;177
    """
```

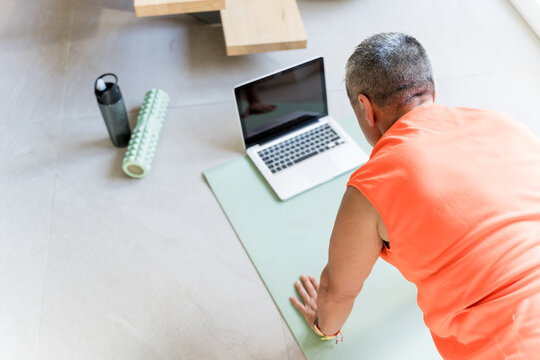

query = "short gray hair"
345;33;434;107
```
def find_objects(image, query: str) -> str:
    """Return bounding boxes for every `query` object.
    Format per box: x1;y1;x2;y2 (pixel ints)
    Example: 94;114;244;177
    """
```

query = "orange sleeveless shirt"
347;104;540;359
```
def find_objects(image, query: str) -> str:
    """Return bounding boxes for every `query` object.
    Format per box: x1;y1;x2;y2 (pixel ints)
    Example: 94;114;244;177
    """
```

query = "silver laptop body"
234;57;367;201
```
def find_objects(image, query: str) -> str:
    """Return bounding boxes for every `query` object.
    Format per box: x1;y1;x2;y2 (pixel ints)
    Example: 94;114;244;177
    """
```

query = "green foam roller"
122;89;170;178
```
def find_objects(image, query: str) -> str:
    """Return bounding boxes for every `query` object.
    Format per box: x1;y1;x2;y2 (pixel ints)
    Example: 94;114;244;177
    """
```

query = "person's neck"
379;94;434;133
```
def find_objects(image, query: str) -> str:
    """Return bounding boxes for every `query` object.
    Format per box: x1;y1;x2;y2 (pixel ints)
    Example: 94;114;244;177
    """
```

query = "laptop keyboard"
257;124;345;174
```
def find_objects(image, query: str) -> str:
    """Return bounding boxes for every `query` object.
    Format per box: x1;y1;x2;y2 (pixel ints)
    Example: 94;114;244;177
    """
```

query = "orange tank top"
347;104;540;359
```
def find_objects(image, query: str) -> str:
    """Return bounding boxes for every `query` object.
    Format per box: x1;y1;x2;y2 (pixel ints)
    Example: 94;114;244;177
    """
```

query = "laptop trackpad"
303;156;339;182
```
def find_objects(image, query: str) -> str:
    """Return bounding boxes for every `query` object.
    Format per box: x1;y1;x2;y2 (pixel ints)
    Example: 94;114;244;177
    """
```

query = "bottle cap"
95;78;106;91
94;73;123;105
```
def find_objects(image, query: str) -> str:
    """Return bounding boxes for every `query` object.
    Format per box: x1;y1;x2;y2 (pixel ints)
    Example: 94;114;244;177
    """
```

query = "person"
289;32;540;359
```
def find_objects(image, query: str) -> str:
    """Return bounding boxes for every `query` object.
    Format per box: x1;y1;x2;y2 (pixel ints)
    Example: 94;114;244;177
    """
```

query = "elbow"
320;281;363;302
319;265;363;302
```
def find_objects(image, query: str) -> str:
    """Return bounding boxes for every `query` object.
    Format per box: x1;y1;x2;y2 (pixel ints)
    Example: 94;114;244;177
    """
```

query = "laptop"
234;57;368;201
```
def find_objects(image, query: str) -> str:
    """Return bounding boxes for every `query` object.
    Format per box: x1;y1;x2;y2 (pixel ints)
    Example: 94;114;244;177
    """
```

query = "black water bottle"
94;73;131;147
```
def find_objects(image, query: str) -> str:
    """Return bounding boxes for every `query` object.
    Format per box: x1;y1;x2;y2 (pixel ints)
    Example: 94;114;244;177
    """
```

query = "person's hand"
290;275;319;332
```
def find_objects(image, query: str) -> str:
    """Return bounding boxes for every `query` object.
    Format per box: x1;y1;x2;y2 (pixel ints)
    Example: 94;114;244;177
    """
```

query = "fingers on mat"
301;275;317;299
295;280;311;305
290;296;305;312
309;275;319;291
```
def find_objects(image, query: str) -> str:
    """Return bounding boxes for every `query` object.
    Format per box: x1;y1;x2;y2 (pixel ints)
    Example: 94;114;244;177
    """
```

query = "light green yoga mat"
203;115;441;359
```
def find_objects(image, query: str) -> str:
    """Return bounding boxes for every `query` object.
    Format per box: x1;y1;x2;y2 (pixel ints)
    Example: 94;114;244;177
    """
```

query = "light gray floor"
1;0;539;359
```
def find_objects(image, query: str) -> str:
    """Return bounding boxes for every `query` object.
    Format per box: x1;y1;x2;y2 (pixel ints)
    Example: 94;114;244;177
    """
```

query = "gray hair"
345;33;434;107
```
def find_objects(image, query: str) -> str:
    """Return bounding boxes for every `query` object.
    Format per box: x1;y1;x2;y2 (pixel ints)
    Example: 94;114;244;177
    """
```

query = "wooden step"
134;0;225;17
221;0;307;56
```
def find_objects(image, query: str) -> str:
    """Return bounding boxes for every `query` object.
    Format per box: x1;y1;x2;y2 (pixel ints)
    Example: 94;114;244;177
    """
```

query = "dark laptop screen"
235;57;328;147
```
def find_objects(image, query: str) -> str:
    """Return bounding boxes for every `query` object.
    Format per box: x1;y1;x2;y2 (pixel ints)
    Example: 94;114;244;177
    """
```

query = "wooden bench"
134;0;307;56
134;0;225;18
220;0;307;56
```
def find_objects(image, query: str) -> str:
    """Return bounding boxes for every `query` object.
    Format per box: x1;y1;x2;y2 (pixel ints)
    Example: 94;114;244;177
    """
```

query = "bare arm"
291;186;384;335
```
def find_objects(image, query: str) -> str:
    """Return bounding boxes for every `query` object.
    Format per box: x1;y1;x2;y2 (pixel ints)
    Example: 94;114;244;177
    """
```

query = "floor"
1;0;539;359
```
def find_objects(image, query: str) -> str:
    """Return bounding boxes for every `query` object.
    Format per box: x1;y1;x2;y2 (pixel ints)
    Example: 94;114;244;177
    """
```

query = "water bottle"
94;73;131;147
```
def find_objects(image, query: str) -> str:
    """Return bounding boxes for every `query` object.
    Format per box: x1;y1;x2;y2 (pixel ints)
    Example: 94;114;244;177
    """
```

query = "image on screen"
236;58;327;146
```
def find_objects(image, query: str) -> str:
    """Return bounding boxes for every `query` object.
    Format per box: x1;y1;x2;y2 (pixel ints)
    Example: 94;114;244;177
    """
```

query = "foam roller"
122;89;170;178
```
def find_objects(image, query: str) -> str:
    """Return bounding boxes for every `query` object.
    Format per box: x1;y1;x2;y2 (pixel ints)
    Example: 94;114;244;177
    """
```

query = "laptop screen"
235;57;328;147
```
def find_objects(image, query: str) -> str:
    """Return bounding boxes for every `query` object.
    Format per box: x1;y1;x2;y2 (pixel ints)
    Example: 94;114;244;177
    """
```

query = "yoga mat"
203;115;441;359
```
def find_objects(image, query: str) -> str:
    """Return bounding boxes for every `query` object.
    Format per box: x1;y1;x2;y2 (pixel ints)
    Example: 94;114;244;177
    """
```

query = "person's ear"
357;94;375;127
433;81;437;102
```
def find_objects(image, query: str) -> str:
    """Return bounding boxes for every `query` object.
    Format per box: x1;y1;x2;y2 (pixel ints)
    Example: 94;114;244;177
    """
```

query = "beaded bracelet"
313;318;343;344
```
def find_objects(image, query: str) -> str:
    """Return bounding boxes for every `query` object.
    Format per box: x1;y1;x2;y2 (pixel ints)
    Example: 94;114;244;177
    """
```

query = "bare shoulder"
341;186;387;242
341;186;378;220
